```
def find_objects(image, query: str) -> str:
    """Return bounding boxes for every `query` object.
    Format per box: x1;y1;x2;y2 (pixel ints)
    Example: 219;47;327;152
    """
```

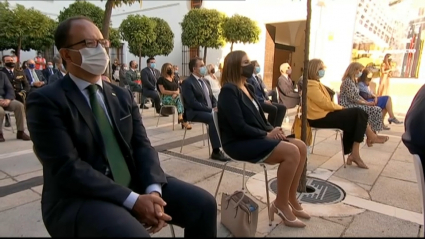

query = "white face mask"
68;44;109;75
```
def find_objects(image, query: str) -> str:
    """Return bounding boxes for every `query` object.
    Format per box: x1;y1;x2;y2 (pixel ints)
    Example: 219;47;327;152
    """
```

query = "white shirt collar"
69;73;103;92
192;73;202;80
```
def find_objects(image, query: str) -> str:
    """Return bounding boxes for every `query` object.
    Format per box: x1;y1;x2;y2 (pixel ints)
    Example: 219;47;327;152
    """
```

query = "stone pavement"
0;102;423;237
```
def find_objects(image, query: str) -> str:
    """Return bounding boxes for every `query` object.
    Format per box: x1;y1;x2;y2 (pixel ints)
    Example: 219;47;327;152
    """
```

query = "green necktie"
87;84;131;187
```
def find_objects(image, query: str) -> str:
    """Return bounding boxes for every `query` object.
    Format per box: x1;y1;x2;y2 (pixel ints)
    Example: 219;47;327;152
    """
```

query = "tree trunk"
203;46;208;64
102;0;114;77
230;42;234;52
138;50;142;71
297;0;312;193
16;37;22;69
101;0;113;41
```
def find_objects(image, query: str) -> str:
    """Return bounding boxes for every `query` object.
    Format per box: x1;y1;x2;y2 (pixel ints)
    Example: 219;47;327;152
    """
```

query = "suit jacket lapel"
102;83;120;128
191;76;206;101
62;75;107;157
240;85;267;127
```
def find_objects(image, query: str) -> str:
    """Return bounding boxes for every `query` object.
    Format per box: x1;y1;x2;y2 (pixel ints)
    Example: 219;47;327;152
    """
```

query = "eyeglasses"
66;39;110;49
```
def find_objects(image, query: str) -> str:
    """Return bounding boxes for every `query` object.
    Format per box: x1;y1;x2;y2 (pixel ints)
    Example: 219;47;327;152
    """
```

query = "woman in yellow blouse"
306;59;379;169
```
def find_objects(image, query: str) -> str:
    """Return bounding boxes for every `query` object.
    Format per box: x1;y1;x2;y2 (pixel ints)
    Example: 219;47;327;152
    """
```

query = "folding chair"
212;111;272;226
310;91;346;167
156;94;177;130
180;122;210;155
4;112;15;133
413;154;425;225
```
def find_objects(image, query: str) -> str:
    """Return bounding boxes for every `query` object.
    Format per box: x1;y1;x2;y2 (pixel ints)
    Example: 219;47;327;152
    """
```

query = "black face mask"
166;69;173;75
211;68;216;74
241;64;254;78
5;62;15;69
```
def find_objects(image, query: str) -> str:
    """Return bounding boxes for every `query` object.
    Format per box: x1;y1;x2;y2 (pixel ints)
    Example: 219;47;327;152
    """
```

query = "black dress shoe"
211;151;231;162
140;105;149;109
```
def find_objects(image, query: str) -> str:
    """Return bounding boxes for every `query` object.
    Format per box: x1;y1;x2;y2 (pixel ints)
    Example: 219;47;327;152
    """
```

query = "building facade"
2;0;362;88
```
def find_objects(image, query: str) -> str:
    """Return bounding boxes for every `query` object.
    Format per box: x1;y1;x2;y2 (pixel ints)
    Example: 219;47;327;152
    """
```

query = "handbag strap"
226;190;246;209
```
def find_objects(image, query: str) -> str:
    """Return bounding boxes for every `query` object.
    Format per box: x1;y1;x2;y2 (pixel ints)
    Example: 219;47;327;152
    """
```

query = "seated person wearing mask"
247;61;286;127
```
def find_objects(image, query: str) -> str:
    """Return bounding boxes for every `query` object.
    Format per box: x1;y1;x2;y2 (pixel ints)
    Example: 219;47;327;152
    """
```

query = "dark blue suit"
24;68;46;92
140;67;161;113
403;84;425;174
246;75;287;127
181;74;221;149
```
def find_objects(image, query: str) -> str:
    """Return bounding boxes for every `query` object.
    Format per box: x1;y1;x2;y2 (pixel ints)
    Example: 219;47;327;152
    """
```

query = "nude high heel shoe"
289;202;311;219
269;202;306;228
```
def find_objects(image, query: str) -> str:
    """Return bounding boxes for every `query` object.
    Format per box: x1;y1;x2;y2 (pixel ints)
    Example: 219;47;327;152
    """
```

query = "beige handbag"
221;191;259;237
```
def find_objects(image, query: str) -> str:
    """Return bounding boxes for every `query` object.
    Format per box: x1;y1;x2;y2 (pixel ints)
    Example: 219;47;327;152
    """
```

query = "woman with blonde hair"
339;62;389;145
377;54;393;96
305;59;383;169
204;64;221;100
157;63;189;128
218;50;309;228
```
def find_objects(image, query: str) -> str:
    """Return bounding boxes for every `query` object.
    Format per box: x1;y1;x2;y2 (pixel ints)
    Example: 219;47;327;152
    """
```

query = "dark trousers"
266;89;278;103
190;111;221;150
308;108;368;155
72;176;217;237
260;102;287;127
143;90;161;113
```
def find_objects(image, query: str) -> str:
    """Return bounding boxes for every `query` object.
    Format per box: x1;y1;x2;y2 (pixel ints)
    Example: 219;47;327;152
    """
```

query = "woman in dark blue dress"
358;68;403;130
217;50;309;229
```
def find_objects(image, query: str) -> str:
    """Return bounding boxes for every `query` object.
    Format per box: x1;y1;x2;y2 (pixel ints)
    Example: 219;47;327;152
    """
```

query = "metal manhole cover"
269;177;345;205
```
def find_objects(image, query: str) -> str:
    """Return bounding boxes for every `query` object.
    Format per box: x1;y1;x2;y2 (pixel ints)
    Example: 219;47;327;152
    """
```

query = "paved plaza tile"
0;105;423;237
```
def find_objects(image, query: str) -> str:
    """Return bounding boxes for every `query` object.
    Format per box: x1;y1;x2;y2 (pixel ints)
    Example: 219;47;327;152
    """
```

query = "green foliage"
58;1;122;48
181;8;226;49
0;2;56;54
119;14;156;57
222;14;260;50
109;28;122;48
142;17;174;57
24;18;57;52
106;0;141;8
58;1;104;28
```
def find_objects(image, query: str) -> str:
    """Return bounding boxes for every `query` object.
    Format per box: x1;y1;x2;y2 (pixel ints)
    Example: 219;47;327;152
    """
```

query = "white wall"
110;1;188;70
2;0;359;82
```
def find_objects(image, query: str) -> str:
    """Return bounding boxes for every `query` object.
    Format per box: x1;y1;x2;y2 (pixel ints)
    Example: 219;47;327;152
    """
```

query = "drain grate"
269;177;345;204
162;150;256;177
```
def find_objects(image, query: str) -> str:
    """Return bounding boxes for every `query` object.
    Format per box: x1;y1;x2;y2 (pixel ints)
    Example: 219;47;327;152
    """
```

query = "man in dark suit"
26;16;217;237
247;61;286;127
49;56;67;85
119;63;128;87
125;60;150;110
1;55;30;127
403;84;425;173
141;57;162;114
181;57;229;162
42;61;57;83
1;55;30;104
0;71;30;142
24;59;47;91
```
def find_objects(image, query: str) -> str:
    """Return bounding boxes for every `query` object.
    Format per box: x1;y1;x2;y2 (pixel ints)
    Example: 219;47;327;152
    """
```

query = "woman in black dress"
217;51;309;228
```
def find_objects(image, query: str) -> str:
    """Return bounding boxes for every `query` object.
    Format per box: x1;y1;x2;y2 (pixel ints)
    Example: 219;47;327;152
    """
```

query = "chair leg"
202;124;206;146
156;107;162;127
180;127;188;153
214;161;231;198
169;224;175;238
172;108;175;131
311;129;318;154
242;163;246;191
206;125;210;155
338;131;347;168
261;164;272;226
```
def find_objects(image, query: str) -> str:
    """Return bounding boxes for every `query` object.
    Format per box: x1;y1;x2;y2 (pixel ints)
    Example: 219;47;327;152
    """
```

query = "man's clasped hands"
132;192;172;234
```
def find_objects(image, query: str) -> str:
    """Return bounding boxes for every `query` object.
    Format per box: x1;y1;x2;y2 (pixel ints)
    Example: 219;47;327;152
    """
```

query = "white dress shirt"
70;74;162;210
